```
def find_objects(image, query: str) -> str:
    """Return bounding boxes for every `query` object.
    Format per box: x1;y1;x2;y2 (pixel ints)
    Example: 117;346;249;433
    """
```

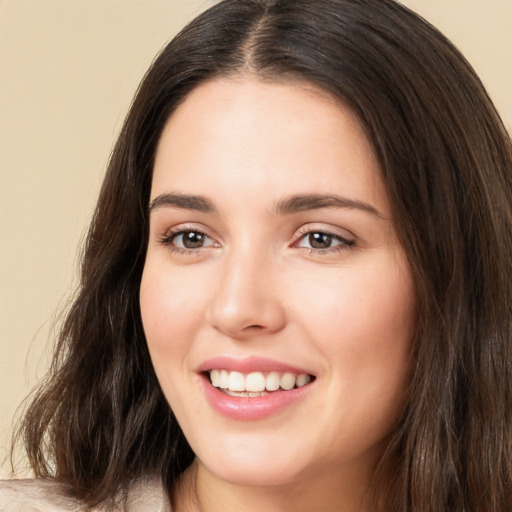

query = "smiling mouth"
206;369;315;397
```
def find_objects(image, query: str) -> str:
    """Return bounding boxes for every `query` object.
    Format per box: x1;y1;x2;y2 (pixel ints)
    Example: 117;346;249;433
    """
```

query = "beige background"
1;0;511;478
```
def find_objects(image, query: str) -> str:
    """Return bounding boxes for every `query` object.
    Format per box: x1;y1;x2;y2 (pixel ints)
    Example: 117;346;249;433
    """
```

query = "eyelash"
293;227;355;254
158;226;355;255
158;226;215;256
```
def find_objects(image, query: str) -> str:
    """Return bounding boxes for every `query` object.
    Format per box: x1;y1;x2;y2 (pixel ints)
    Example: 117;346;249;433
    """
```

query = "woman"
2;0;511;511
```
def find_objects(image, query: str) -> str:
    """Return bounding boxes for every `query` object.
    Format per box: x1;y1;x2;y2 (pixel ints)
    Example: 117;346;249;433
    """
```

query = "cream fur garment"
0;477;171;512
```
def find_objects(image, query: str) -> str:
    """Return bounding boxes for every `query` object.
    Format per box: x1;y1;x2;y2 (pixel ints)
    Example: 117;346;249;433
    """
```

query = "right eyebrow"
149;193;217;214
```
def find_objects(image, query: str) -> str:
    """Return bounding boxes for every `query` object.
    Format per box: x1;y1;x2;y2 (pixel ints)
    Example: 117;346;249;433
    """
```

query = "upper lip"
197;356;314;376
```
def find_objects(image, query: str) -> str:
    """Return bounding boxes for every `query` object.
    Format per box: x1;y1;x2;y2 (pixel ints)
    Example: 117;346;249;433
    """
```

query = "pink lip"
197;356;313;375
200;375;313;421
197;356;315;421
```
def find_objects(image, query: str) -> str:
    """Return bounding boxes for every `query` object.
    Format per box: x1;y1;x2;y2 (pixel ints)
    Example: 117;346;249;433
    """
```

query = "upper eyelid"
156;223;356;247
294;224;355;241
159;223;217;239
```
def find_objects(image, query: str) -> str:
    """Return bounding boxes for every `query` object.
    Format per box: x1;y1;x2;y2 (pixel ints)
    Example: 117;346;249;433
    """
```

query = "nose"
205;248;287;340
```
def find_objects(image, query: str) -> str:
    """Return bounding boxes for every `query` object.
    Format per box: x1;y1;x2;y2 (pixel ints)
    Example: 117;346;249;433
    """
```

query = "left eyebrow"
273;194;385;218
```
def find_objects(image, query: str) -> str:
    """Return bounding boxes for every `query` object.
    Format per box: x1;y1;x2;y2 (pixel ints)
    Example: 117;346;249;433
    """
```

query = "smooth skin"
140;76;416;512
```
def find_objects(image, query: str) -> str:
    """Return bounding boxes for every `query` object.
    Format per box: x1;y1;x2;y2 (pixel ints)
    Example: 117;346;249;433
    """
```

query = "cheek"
140;261;205;341
139;263;203;383
299;255;413;340
293;253;415;394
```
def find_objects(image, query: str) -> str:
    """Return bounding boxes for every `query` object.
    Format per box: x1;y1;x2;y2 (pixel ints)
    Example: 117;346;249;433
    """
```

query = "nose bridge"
206;239;286;338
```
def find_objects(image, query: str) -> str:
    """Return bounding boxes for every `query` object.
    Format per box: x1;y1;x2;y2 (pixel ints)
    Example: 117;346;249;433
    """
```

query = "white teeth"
208;369;312;393
246;372;266;392
280;372;296;391
210;369;220;387
228;371;245;391
224;390;269;397
296;374;311;387
266;371;280;391
219;369;229;389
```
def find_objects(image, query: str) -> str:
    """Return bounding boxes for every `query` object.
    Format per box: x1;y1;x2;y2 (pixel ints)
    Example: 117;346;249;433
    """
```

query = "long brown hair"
15;0;512;510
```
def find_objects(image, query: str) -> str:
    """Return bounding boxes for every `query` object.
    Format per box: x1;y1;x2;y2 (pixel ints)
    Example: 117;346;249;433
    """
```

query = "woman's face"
140;77;415;491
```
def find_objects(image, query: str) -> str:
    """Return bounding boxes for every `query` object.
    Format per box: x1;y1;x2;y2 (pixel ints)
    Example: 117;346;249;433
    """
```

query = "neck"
172;458;383;512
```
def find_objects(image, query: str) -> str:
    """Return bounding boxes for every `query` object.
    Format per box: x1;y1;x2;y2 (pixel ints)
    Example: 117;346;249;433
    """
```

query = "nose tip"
206;262;286;340
208;301;285;340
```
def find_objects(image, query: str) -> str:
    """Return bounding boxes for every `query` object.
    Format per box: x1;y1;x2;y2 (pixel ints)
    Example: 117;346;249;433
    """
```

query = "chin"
194;436;311;487
206;460;304;488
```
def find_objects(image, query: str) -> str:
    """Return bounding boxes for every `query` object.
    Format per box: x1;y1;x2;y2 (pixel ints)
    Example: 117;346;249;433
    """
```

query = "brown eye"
180;231;206;248
295;230;355;252
308;232;334;249
168;230;216;250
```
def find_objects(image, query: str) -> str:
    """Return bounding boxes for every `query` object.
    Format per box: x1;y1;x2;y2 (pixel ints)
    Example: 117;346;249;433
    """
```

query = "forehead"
151;76;388;216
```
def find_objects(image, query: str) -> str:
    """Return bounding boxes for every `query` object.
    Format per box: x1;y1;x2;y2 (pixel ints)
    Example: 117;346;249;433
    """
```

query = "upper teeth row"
209;370;311;393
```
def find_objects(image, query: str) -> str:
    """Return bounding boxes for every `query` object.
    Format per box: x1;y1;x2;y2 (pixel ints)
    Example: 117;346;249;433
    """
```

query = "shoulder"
0;479;83;511
125;477;172;512
0;477;171;512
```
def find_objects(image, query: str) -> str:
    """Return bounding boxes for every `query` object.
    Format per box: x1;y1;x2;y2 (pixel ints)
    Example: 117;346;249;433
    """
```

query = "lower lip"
201;375;313;421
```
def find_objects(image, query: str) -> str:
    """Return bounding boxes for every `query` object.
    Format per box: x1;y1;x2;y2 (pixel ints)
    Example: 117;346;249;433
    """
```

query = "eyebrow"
149;193;217;213
273;194;384;218
149;192;383;218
